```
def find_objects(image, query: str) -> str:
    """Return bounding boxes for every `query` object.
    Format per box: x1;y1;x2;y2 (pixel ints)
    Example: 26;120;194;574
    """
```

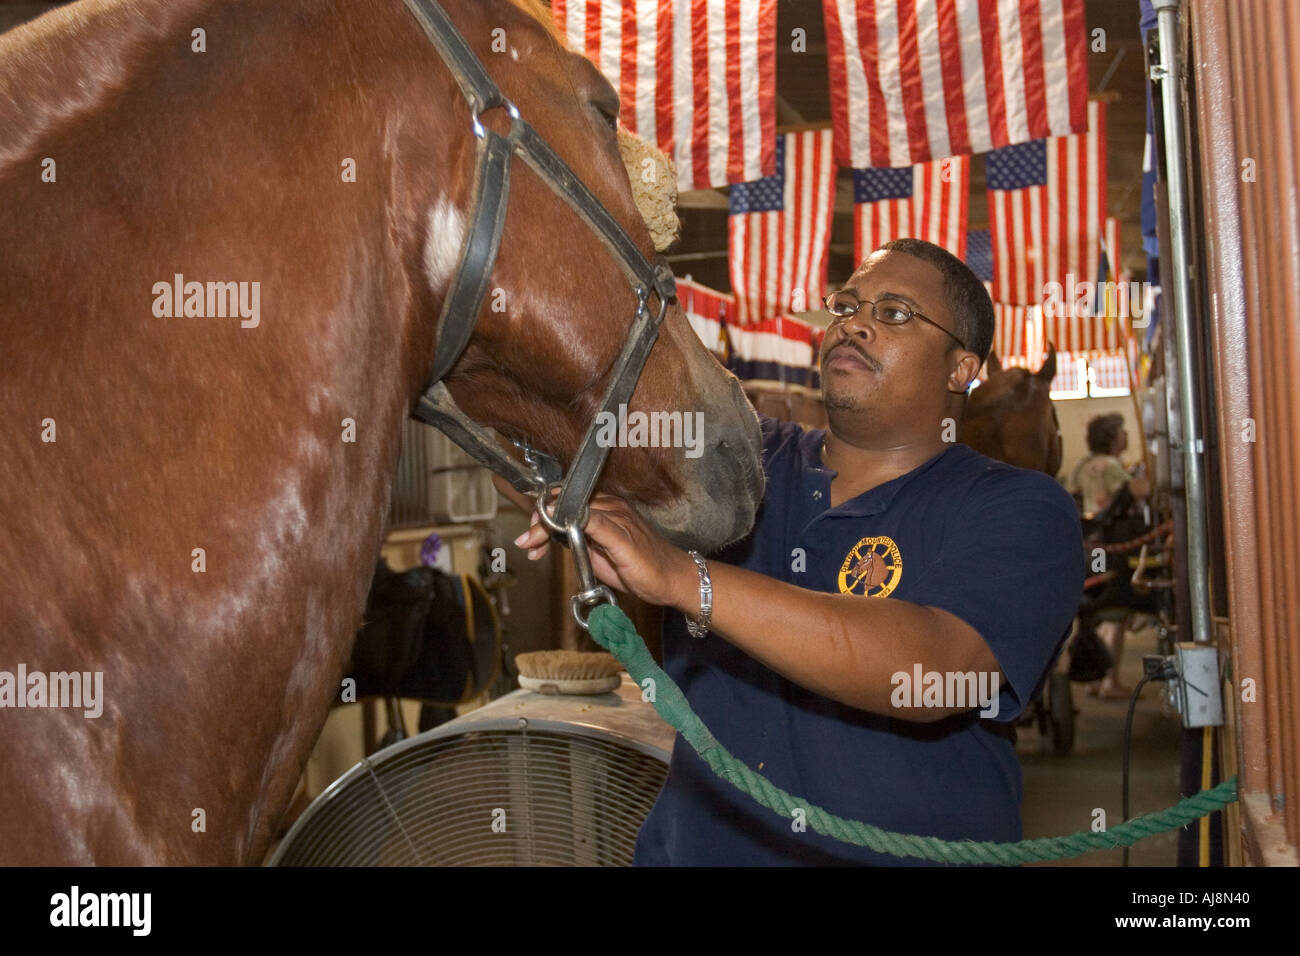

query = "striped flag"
678;276;735;359
852;156;969;263
986;99;1107;306
1040;213;1122;353
725;314;824;388
821;0;1088;169
678;278;823;386
728;129;835;323
551;0;777;191
991;302;1045;363
994;215;1124;357
1098;214;1122;315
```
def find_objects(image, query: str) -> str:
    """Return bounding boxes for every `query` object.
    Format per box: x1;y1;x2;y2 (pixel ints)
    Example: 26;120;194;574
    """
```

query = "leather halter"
401;0;678;539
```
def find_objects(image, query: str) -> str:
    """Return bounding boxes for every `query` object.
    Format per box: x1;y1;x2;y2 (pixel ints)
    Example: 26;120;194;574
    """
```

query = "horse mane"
510;0;567;47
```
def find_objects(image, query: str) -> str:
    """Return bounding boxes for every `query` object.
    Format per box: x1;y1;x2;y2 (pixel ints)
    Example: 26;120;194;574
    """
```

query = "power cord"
1121;656;1179;866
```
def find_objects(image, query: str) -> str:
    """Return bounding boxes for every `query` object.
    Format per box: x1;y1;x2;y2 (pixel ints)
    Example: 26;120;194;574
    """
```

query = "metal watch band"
685;550;712;639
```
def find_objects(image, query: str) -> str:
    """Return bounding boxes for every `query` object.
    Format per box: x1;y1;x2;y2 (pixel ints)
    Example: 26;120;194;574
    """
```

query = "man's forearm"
667;558;1000;720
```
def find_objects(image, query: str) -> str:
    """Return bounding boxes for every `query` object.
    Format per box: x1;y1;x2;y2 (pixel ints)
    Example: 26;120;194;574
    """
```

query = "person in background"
1072;413;1150;515
1070;413;1150;698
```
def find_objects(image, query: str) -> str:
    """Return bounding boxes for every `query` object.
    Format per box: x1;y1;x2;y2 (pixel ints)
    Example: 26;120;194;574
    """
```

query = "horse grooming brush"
514;650;623;695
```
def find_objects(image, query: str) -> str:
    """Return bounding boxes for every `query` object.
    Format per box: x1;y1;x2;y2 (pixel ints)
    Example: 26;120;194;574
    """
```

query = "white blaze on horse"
0;0;763;865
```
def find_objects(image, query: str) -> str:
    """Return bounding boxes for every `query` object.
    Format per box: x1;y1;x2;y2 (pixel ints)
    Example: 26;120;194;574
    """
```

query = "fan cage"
271;717;669;867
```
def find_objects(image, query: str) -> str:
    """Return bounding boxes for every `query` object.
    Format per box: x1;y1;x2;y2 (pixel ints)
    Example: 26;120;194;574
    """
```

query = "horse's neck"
0;0;444;864
0;0;197;173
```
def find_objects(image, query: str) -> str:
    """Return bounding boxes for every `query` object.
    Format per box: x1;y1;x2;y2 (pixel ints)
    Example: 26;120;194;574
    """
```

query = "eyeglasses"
822;290;968;352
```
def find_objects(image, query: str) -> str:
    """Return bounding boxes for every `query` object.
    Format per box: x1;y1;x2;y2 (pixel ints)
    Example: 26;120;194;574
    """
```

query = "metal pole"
1151;0;1213;646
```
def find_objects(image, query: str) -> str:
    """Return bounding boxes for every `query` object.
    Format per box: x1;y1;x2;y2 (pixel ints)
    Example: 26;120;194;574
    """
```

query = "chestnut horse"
0;0;763;864
959;345;1063;477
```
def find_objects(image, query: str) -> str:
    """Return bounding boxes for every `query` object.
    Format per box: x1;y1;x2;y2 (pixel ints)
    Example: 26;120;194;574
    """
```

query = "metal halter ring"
534;486;581;536
470;98;520;139
563;522;617;631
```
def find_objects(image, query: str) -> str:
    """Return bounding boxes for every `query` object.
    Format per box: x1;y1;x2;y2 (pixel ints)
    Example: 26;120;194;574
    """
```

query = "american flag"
966;229;993;281
991;302;1044;363
993;215;1124;357
852;155;969;263
1040;213;1123;353
550;0;776;191
986;99;1107;307
728;130;835;323
821;0;1088;169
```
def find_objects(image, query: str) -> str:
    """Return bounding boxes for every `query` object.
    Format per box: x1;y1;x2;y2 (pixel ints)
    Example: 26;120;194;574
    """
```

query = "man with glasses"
515;238;1085;865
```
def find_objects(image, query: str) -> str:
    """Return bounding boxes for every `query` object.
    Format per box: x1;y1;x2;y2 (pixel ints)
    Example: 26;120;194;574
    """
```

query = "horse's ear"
1037;343;1057;383
986;351;1002;376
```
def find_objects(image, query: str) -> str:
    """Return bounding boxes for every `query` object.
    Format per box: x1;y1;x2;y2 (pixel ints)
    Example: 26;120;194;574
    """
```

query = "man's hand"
513;494;697;609
513;495;1007;721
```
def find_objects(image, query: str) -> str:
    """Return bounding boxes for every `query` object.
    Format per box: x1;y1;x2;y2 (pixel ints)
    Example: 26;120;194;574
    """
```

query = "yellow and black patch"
837;536;903;598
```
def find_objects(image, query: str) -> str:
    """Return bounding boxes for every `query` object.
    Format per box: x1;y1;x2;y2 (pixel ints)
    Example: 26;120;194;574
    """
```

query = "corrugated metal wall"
1190;0;1300;864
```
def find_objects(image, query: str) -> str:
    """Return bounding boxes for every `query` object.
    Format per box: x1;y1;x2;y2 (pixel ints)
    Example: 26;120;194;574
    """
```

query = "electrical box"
1168;643;1224;728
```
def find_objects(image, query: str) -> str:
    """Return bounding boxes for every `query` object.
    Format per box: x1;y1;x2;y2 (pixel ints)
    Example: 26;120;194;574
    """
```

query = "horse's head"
959;344;1062;477
384;0;762;551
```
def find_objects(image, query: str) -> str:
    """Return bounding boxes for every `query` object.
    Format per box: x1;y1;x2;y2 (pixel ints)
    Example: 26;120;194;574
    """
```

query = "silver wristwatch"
685;550;713;639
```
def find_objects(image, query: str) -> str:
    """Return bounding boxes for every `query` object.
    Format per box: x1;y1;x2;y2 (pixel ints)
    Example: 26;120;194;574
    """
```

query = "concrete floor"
1019;622;1183;866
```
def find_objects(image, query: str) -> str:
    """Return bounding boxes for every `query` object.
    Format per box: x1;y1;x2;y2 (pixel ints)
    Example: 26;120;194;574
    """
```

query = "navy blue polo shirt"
634;416;1085;866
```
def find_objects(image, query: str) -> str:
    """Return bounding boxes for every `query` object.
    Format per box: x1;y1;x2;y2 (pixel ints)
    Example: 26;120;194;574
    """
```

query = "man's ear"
948;351;983;393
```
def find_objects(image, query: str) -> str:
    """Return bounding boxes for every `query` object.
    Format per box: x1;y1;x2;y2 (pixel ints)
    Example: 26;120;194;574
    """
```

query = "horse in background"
959;344;1063;477
0;0;763;864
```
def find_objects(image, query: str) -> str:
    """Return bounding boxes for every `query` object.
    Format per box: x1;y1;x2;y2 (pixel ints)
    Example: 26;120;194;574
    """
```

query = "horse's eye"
592;102;618;132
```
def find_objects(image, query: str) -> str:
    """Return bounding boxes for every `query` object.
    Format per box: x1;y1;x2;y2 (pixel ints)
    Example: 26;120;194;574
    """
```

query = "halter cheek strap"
400;0;677;624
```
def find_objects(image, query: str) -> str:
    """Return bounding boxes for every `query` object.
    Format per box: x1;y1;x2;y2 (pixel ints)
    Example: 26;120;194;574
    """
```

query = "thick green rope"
587;603;1238;864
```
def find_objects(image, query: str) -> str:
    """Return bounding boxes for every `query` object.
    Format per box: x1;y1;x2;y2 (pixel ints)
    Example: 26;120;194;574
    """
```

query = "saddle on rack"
346;558;500;705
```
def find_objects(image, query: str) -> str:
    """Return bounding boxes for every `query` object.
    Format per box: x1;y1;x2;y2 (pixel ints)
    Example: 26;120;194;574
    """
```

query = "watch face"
837;535;903;598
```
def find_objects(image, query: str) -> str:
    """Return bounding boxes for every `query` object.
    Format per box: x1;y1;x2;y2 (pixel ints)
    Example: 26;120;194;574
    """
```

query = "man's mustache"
822;339;882;372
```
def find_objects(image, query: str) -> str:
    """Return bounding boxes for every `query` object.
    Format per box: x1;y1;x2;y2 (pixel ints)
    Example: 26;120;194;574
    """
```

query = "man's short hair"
872;238;995;363
1086;413;1125;455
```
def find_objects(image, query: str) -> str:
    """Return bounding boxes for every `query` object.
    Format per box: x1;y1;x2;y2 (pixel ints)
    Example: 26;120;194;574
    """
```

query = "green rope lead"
587;603;1238;865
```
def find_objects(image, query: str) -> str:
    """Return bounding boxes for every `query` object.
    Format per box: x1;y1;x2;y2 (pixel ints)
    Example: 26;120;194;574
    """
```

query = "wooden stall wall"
1190;0;1300;865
